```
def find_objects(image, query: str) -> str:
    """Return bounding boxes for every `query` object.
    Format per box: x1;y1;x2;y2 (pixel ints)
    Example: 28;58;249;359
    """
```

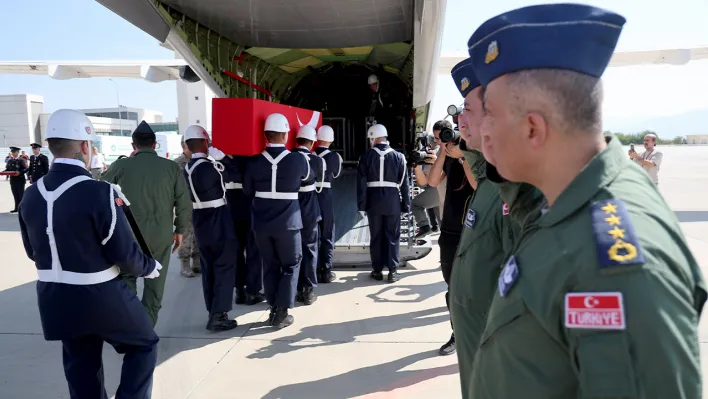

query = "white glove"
208;146;226;161
145;260;163;279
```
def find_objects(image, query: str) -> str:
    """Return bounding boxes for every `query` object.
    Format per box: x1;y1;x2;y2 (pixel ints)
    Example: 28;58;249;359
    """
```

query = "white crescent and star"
584;296;600;308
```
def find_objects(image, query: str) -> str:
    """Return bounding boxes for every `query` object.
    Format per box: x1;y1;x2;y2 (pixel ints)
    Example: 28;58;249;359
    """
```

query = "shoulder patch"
115;197;124;207
590;199;645;268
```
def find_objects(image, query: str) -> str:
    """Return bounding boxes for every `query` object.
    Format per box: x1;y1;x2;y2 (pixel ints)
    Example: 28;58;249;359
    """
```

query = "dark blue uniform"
292;147;325;290
244;144;309;309
221;155;263;297
184;153;237;315
5;156;28;212
314;146;343;275
18;159;159;399
28;153;50;183
357;142;411;272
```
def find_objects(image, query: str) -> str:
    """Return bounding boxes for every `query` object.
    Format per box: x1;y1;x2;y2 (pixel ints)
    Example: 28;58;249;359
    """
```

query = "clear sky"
1;0;707;134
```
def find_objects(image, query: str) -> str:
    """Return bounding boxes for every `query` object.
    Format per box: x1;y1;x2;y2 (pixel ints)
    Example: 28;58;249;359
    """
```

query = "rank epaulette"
589;199;645;268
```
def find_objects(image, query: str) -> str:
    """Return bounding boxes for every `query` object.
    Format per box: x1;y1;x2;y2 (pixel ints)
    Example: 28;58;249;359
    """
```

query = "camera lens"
439;128;460;143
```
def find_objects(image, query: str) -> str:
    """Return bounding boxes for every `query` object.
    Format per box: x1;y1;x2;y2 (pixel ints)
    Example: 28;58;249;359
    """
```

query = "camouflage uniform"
175;153;200;277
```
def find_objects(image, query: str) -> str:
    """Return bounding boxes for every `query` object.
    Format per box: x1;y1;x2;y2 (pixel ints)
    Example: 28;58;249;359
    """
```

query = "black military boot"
387;269;400;283
245;292;266;305
439;334;456;356
370;271;384;281
206;312;238;332
267;306;277;325
235;288;247;305
301;287;317;306
318;270;337;284
295;289;305;303
271;308;294;329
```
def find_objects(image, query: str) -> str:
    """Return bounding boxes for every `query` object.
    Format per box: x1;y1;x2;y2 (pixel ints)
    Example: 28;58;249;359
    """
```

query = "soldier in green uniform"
102;121;192;326
174;139;201;278
466;4;707;398
448;58;543;399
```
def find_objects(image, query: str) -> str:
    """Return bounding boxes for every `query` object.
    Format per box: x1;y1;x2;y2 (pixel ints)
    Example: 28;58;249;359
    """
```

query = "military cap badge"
460;77;470;91
485;41;499;64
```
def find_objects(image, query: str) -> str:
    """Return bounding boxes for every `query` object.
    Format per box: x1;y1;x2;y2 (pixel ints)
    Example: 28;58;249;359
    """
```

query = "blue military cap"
467;3;626;86
450;58;480;98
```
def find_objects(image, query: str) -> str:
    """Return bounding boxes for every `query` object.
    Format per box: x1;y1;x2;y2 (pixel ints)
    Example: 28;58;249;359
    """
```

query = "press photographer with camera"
414;116;476;356
410;128;443;238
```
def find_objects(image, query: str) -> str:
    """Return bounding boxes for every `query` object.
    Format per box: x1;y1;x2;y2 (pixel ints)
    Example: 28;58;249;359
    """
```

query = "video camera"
439;104;462;144
409;130;436;166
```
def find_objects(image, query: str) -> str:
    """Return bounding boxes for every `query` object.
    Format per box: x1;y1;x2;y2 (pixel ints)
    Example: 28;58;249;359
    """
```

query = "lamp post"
108;79;122;136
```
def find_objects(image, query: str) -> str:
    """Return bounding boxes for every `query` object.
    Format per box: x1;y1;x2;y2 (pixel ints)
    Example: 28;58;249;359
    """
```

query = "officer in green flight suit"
466;4;707;398
102;121;192;326
448;58;543;399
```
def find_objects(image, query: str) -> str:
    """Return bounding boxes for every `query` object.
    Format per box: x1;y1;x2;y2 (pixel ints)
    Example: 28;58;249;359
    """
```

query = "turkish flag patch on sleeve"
564;292;625;330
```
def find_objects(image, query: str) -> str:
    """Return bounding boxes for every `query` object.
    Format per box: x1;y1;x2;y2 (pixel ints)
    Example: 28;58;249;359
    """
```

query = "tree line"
604;130;687;145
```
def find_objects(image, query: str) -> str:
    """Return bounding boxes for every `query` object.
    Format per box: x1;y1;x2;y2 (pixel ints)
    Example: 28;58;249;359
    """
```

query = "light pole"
108;78;122;135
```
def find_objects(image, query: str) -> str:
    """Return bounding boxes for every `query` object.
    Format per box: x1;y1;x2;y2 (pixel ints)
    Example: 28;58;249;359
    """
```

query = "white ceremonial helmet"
264;113;290;133
367;74;379;85
183;124;210;141
367;124;388;139
46;109;96;142
297;125;317;141
317;125;335;142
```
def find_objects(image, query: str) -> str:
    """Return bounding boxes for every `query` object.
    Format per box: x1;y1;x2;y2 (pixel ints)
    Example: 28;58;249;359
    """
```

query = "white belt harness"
255;150;302;200
317;149;343;181
185;158;228;209
298;151;327;193
366;147;406;189
36;176;121;285
225;182;243;190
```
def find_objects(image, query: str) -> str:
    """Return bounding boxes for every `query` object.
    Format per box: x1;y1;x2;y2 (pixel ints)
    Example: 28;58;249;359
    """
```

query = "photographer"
420;119;477;356
411;127;444;238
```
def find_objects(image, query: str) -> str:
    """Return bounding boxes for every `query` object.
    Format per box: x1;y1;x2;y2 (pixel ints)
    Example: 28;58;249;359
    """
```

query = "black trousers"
10;177;25;211
439;231;461;333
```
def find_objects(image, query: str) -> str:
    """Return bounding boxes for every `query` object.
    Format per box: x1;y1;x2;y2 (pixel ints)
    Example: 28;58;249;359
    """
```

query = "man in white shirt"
90;146;106;179
629;133;663;185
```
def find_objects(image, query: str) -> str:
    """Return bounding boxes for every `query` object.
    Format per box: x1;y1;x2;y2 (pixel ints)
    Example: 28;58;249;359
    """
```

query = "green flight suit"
101;148;191;326
470;137;707;399
450;149;543;399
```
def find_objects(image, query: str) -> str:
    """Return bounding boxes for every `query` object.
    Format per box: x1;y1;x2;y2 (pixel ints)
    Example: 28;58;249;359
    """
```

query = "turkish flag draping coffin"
212;98;323;156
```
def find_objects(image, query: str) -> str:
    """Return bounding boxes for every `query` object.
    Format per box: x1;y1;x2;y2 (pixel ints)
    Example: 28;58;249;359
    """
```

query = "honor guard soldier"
18;109;162;398
293;125;326;305
183;124;239;332
357;124;410;283
214;146;266;305
4;146;28;213
467;4;707;398
243;113;309;329
28;143;50;184
314;125;343;283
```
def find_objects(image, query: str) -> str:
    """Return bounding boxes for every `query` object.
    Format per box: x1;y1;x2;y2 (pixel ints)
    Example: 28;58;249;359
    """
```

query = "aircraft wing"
0;60;188;82
438;47;708;74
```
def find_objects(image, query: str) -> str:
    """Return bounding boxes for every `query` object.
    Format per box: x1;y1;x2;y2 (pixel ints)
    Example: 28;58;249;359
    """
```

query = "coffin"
212;98;323;156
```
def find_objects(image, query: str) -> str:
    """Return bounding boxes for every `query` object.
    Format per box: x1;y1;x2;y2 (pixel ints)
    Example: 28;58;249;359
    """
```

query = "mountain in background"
605;108;708;138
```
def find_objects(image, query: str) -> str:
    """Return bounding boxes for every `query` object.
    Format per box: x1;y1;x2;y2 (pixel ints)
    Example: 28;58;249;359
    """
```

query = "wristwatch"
458;157;465;164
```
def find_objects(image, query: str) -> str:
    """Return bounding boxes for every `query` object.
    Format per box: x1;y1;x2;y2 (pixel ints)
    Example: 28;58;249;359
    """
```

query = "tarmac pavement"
1;145;707;398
